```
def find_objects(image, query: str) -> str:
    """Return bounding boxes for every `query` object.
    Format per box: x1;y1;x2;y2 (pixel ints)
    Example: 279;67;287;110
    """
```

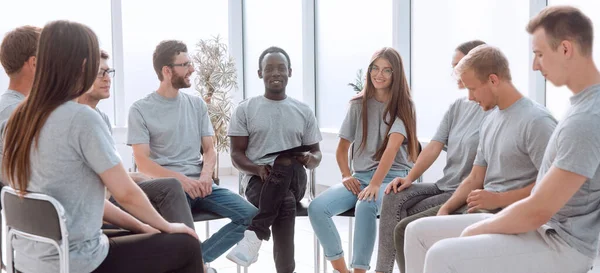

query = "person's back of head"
0;25;41;81
3;20;100;194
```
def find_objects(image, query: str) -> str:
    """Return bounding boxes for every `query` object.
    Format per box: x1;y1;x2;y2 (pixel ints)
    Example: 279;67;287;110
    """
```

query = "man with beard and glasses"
127;40;257;272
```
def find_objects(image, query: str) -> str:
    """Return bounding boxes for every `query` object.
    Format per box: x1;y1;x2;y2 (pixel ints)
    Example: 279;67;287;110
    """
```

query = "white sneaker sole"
226;252;258;267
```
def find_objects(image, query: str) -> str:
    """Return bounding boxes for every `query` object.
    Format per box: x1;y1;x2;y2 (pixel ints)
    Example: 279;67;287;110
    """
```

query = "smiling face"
169;53;194;89
259;52;291;93
87;58;112;100
369;57;393;90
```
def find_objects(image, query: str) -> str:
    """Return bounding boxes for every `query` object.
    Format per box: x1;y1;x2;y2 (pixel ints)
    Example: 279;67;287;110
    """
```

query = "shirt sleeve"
553;114;600;179
126;105;150;145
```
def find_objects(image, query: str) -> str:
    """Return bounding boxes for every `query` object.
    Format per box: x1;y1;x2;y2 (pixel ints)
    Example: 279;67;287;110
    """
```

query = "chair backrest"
1;187;66;242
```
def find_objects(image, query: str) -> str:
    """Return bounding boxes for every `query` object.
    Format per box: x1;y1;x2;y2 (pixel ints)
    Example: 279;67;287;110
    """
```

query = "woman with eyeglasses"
373;40;489;273
308;47;418;273
2;20;203;273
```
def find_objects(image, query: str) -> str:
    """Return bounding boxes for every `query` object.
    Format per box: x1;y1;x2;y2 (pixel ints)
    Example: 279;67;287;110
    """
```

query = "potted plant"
193;35;238;185
348;68;365;93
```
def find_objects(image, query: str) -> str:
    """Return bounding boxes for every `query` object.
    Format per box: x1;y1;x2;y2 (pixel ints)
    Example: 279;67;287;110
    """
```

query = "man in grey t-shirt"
127;40;257;268
405;7;600;273
226;47;322;272
434;46;556;218
78;50;197;231
404;34;595;272
0;24;41;269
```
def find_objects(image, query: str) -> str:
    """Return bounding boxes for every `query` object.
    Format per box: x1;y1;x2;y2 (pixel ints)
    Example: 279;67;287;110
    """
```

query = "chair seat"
339;208;356;217
338;207;380;218
192;208;225;222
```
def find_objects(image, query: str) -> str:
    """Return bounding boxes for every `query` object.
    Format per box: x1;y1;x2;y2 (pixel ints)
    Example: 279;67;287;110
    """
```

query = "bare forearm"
112;185;171;232
370;148;398;186
496;183;535;208
136;156;187;181
103;200;144;232
201;149;217;177
405;141;443;182
336;148;352;178
231;151;262;176
471;197;545;235
442;178;481;213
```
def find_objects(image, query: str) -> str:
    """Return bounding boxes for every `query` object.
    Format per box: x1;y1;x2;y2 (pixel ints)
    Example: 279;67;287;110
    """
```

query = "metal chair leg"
314;234;320;273
348;217;353;267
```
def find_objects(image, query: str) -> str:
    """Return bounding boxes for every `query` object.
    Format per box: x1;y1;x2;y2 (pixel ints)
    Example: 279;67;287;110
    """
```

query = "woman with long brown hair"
308;47;417;273
2;20;202;273
374;40;489;273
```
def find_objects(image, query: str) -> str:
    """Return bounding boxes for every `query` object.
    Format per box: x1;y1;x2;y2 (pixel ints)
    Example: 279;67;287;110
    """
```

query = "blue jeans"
187;184;258;263
308;169;409;270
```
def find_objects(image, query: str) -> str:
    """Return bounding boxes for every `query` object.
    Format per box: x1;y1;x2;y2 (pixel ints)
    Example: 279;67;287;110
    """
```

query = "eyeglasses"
369;66;393;78
169;61;194;68
97;68;115;78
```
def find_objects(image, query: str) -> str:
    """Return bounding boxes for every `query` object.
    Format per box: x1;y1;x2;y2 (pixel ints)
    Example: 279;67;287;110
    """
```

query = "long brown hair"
3;20;100;195
353;47;418;163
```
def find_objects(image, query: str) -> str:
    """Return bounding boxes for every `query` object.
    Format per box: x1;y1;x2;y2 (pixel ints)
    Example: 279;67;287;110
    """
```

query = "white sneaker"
205;266;217;273
226;230;262;266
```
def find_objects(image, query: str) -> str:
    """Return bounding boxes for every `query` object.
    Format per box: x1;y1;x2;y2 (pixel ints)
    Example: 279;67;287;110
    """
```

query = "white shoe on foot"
226;230;262;267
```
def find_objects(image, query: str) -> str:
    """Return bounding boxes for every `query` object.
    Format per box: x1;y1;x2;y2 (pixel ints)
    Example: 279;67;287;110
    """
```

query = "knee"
172;233;202;258
162;178;185;193
308;198;327;219
237;201;258;224
394;219;410;241
355;200;378;217
404;219;423;244
423;240;455;271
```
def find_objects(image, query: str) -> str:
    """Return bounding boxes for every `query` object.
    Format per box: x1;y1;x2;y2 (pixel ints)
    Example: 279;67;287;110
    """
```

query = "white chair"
2;186;69;273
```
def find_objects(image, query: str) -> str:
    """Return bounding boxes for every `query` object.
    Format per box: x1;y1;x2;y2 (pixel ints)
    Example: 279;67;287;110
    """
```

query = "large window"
0;0;113;121
545;0;600;120
316;0;393;131
412;0;530;139
243;0;303;101
121;0;228;120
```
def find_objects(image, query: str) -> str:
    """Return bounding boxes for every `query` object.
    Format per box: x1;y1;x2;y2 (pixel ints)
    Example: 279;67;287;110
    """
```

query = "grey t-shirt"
339;98;413;172
431;97;490;191
0;89;25;124
8;101;120;273
95;107;112;135
536;84;600;259
228;95;322;187
0;90;26;183
127;91;215;177
474;97;557;192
